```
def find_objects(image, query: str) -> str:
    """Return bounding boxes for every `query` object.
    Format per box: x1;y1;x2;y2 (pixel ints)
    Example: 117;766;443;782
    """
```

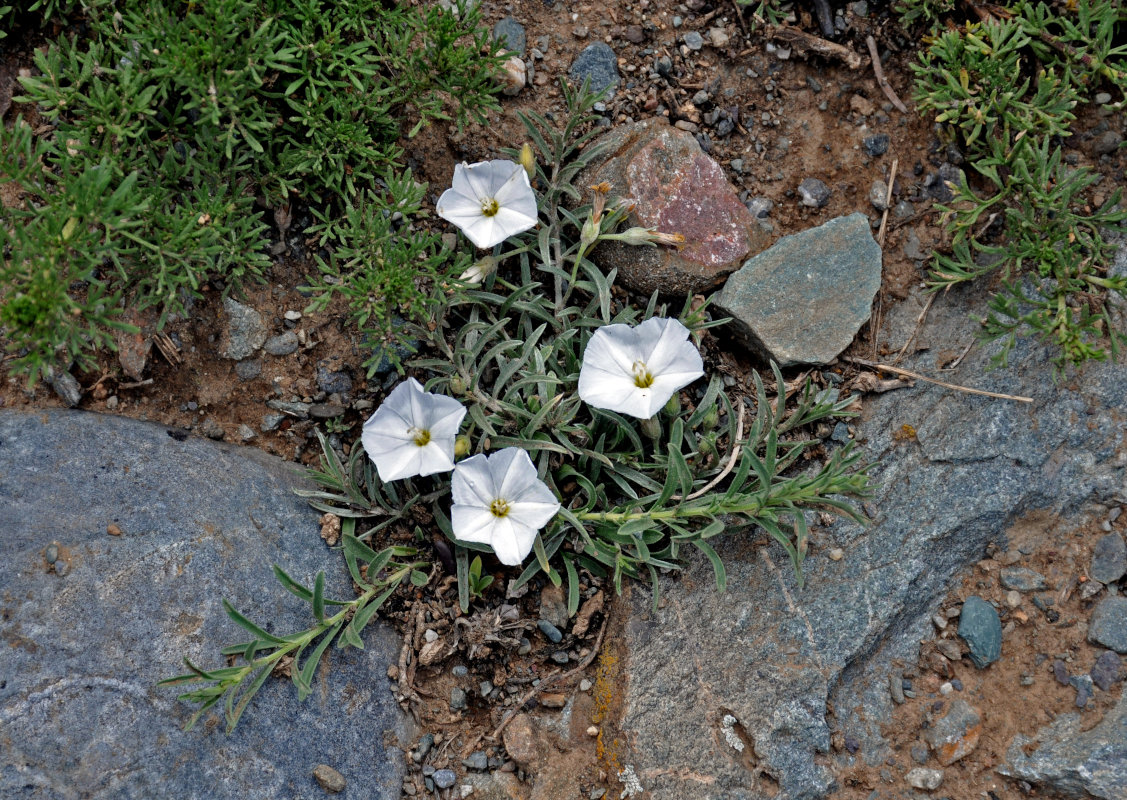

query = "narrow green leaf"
312;571;326;623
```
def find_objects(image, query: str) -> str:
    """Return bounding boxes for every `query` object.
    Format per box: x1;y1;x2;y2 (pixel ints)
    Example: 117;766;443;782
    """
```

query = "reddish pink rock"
579;119;772;295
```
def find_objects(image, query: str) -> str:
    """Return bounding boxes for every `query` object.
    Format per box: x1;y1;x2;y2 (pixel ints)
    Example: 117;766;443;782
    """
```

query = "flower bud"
449;375;467;395
639;415;662;440
454;434;471;458
459;255;497;285
579;215;600;248
663;392;681;417
519;143;536;180
699;405;719;430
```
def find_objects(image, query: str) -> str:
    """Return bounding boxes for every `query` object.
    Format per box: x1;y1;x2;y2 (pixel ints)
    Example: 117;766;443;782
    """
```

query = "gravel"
958;596;1002;668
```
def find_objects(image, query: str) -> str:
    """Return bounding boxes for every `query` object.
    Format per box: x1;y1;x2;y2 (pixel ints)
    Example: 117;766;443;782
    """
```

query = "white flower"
577;317;705;419
361;378;466;482
436;160;538;250
451;448;561;566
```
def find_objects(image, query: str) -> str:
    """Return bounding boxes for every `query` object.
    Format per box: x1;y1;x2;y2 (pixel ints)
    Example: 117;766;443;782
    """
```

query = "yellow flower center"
632;360;654;389
409;426;431;447
490;498;511;518
480;198;500;217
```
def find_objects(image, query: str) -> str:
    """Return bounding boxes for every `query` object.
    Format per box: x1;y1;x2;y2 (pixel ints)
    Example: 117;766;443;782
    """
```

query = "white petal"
487;517;537;566
491;205;537;238
492;166;538;218
415;443;456;477
449;162;483;200
451;505;498;545
460;160;505;200
451;454;498;508
436;187;483;223
577;371;648;417
509;495;561;532
361;378;465;480
490;448;540;500
365;441;422;482
461;216;509;250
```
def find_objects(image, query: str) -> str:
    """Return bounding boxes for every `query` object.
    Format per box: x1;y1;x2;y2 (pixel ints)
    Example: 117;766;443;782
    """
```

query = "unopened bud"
618;226;685;247
639;415;662;440
579;215;599;248
663;392;681;417
459;255;497;285
700;405;719;430
454;434;471;458
519;143;536;181
449;375;467;395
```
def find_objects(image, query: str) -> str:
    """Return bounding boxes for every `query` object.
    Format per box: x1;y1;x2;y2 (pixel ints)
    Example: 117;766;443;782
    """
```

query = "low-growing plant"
165;84;872;730
910;1;1127;371
1;0;503;383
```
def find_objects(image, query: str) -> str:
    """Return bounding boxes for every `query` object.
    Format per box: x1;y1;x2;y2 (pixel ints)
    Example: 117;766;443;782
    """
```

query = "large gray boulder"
0;410;409;800
613;284;1127;799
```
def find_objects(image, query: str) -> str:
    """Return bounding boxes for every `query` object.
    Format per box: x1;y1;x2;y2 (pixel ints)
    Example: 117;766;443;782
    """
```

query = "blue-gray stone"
450;687;468;710
264;331;300;357
492;16;526;56
798;177;831;208
0;410;407;800
433;769;457;789
1091;651;1122;691
371;319;419;376
1069;674;1094;708
1000;690;1127;798
1090;532;1126;584
862;133;890;157
958;596;1003;668
235;358;262;381
1088;596;1127;653
315;362;353;394
221;297;268;360
568;43;620;98
999;566;1048;592
713;213;882;366
462;751;489;771
683;31;703;51
537;619;563;643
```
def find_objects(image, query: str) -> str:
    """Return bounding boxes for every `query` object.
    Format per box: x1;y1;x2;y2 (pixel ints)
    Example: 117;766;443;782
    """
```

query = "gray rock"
313;764;346;793
200;416;225;440
869;180;889;211
1089;596;1127;653
235;358;262;381
745;196;774;218
462;751;489;771
0;409;408;800
451;687;468;710
492;16;526;55
1090;532;1126;584
1091;651;1122;691
568;43;620;98
46;366;83;407
613;280;1127;800
958;596;1002;667
1000;690;1127;798
714;213;882;367
798;177;831;208
999;566;1048;592
315;362;353;395
264;331;300;357
904;767;943;790
537;620;563;643
221;297;268;360
260;413;286;432
1092;130;1123;157
309;403;346;420
433;769;457;789
683;31;704;51
924;699;982;765
1070;674;1094;707
862;134;890;157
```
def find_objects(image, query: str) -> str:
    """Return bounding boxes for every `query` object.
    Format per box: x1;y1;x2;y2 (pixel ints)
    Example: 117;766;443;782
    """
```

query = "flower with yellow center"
450;448;561;566
361;378;467;482
436;160;538;250
577;318;705;419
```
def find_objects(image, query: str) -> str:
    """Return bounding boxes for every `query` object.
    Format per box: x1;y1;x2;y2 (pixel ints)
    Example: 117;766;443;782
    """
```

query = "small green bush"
1;0;503;383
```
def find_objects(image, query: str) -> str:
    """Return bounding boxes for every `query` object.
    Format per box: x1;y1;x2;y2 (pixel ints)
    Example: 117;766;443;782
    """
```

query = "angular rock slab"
579;118;772;296
614;285;1127;800
0;410;409;800
713;213;882;367
999;691;1127;799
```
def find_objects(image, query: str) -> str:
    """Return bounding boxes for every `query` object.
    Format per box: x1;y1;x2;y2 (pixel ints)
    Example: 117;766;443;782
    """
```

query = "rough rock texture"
567;42;620;98
615;284;1127;800
713;213;882;367
220;297;268;360
579;118;772;296
0;410;410;800
999;691;1127;799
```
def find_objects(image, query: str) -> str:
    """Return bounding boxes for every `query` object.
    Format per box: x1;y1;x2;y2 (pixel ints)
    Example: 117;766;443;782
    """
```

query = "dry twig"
843;357;1033;402
865;35;908;113
672;400;746;502
765;25;863;69
892;291;934;365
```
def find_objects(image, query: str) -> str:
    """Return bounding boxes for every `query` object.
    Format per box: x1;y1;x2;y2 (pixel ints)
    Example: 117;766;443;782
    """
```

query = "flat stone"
1089;596;1127;653
115;307;154;382
502;713;540;767
579;119;771;295
264;331;300;357
568;42;619;98
46;366;83;408
538;584;569;629
0;410;407;800
313;764;346;793
221;297;268;360
862;134;890;157
999;566;1048;592
433;769;457;789
462;771;529;800
492;16;526;55
798;177;831;208
1090;531;1126;584
924;700;982;765
1091;650;1123;691
713;213;882;366
1000;690;1127;798
611;280;1127;800
315;361;353;394
959;596;1003;667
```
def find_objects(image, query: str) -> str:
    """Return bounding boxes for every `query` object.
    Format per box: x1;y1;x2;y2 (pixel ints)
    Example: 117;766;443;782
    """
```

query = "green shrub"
1;0;503;383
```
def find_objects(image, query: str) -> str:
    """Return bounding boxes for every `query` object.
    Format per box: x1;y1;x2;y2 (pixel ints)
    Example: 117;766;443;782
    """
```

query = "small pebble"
910;744;929;764
1090;650;1123;691
107;523;122;536
683;31;703;51
862;133;890;157
264;332;300;356
579;679;592;692
433;769;457;790
1095;91;1113;105
890;673;905;704
587;725;599;737
1053;660;1071;685
462;751;489;771
518;637;532;655
479;680;493;697
828;548;844;561
1069;674;1094;707
939;682;953;696
312;764;346;794
452;665;468;677
958;596;1002;668
950;678;963;691
868;180;888;211
450;688;467;710
537;620;563;643
798;177;831;208
1005;590;1022;608
45;544;59;564
905;767;944;791
412;733;434;762
550;650;570;664
999;566;1047;592
1090;532;1126;584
